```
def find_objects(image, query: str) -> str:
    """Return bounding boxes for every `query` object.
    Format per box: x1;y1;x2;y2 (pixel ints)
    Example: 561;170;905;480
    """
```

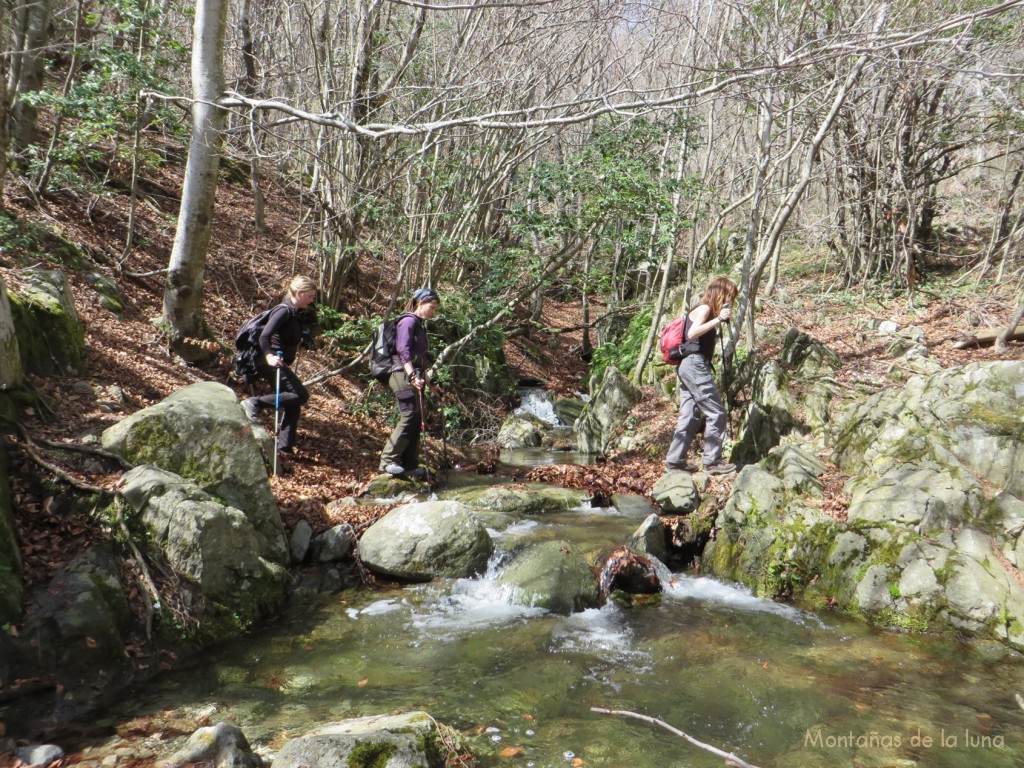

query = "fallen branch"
590;707;763;768
952;324;1024;349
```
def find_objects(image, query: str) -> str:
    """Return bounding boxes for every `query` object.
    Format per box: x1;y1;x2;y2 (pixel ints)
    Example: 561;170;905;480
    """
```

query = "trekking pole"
273;351;283;476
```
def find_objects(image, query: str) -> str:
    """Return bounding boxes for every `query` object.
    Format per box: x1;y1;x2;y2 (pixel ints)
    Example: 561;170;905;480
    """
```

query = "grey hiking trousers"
665;354;726;467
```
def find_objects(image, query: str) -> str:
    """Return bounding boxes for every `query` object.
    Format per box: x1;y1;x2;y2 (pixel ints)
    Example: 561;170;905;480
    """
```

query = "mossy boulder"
496;412;543;448
495;539;601;615
441;483;590;516
6;269;87;376
17;543;132;674
273;711;469;768
120;466;288;642
101;381;286;563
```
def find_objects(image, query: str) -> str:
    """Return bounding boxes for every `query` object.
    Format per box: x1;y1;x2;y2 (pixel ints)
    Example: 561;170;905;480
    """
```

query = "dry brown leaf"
499;746;524;757
357;678;369;686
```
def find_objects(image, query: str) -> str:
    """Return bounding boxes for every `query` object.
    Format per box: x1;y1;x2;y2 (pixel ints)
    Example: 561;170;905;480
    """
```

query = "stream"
85;466;1024;768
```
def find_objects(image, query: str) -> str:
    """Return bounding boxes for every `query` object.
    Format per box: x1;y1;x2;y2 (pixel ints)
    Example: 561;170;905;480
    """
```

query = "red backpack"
659;316;688;364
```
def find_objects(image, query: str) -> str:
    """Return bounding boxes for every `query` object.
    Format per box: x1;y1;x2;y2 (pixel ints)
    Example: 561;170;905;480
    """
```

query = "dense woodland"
4;0;1024;380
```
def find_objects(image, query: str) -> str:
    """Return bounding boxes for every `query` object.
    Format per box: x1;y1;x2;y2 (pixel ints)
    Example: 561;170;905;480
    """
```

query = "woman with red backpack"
664;276;738;475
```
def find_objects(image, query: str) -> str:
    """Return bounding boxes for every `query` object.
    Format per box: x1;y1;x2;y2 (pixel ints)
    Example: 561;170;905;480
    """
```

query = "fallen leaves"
499;746;524;757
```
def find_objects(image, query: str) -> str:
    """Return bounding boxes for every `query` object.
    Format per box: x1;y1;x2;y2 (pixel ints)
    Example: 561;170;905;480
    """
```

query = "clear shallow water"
99;495;1024;768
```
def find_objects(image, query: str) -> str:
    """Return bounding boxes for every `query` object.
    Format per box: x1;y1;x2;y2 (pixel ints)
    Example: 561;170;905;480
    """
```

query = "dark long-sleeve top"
259;303;303;364
394;313;427;369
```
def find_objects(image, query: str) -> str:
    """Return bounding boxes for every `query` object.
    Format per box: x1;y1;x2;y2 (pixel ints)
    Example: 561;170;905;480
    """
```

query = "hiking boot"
405;466;429;480
242;397;260;424
703;461;736;476
383;462;406;476
665;462;697;473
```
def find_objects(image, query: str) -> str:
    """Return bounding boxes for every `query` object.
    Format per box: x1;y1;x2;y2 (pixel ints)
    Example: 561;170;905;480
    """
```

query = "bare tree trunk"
7;0;52;150
239;0;266;232
161;0;227;358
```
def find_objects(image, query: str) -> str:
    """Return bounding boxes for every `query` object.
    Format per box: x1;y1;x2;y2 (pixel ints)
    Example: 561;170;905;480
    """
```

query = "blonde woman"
664;276;739;475
242;275;317;456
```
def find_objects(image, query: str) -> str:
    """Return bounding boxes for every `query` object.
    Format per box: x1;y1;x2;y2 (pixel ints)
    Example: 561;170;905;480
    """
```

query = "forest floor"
3;164;1024;704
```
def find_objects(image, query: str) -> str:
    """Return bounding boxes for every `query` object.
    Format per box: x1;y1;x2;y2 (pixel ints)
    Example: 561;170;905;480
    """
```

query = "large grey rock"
627;514;668;562
497;413;543;448
496;540;601;615
311;524;355;563
651;471;700;515
158;722;263;768
272;711;463;768
574;366;642;456
102;381;286;563
121;466;287;619
6;269;87;376
833;361;1024;497
359;501;493;581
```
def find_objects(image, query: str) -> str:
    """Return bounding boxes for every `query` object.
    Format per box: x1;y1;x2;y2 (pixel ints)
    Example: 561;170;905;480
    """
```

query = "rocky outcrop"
730;328;841;464
704;361;1024;649
574;366;642;456
101;381;286;563
495;540;600;615
358;501;493;581
0;275;23;390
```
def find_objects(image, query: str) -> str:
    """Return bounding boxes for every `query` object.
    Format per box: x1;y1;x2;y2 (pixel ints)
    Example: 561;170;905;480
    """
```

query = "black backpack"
233;308;275;384
369;312;416;383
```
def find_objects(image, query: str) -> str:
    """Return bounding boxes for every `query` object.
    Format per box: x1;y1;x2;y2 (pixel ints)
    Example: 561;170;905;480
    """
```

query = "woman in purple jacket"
379;288;441;477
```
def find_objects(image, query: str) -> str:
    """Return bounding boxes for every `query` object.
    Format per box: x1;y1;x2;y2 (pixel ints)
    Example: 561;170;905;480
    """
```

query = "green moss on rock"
347;741;396;768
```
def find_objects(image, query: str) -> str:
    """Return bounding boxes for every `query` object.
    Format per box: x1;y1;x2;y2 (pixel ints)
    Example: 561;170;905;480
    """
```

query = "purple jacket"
394;313;427;369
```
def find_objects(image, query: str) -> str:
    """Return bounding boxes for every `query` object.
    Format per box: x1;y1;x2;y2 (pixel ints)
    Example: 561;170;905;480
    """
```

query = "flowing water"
94;486;1024;768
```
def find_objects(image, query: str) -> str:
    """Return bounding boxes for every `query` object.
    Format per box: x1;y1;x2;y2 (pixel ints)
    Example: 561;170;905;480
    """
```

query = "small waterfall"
514;387;562;425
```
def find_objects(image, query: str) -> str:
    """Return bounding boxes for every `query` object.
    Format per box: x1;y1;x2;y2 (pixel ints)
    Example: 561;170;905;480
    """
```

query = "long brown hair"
699;276;738;317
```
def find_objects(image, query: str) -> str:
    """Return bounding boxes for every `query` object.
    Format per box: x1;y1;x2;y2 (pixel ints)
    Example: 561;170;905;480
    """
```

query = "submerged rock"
496;540;600;615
